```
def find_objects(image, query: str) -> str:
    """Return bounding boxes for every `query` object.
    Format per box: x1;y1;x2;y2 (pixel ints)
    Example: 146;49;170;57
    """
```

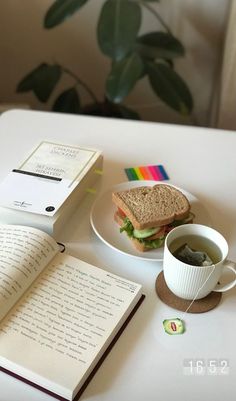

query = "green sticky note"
94;169;103;175
86;188;97;194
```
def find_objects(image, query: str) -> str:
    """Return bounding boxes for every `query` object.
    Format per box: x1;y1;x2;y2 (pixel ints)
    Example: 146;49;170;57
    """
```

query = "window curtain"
154;0;229;128
216;1;236;130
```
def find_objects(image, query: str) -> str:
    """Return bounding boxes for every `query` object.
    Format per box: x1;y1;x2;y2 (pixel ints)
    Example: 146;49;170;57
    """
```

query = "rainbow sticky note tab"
125;165;169;181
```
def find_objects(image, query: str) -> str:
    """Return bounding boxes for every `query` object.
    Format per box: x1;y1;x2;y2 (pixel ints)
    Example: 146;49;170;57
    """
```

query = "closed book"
0;142;103;237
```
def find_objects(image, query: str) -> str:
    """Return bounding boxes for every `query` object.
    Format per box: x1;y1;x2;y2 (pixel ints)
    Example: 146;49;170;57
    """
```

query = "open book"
0;224;144;401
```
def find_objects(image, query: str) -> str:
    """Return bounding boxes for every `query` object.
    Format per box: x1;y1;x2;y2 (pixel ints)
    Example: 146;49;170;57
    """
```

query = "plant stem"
62;66;99;103
141;1;172;35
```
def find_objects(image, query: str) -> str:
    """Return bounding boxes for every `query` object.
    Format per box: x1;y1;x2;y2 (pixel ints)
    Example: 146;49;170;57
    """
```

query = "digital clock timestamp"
183;359;229;376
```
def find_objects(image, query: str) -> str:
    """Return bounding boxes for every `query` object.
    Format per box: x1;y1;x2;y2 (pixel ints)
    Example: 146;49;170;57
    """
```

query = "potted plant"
17;0;193;120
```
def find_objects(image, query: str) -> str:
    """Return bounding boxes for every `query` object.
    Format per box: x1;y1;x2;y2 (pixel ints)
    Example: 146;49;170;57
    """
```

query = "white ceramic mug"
163;224;236;300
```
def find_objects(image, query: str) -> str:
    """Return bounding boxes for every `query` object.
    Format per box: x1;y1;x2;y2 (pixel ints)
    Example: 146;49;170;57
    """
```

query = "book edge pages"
0;294;145;401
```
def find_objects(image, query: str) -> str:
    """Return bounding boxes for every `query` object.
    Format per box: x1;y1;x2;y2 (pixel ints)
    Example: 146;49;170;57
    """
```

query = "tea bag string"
180;264;216;319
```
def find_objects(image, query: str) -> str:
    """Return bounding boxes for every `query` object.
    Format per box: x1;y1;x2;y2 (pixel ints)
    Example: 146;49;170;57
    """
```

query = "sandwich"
112;184;194;252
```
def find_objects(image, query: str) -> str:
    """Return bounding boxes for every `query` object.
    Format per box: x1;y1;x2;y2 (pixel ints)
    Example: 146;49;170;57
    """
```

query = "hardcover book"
0;224;144;400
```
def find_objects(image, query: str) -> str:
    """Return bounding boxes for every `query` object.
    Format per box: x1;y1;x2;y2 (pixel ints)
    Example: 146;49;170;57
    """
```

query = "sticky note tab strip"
86;188;97;194
125;165;169;181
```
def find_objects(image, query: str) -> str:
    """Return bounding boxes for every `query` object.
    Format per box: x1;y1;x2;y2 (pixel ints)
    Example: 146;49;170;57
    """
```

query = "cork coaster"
156;271;222;313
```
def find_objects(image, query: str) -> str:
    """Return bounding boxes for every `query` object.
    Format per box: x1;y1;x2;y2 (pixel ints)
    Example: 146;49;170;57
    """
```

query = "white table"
0;110;235;401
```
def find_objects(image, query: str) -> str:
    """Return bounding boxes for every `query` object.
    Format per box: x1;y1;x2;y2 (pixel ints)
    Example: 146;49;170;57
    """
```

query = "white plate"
90;181;211;261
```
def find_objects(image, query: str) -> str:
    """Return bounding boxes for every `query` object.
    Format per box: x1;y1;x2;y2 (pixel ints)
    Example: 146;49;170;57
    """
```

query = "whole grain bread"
112;184;190;230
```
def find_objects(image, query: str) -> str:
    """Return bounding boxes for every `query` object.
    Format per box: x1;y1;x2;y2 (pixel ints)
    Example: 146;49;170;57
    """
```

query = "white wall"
0;0;230;126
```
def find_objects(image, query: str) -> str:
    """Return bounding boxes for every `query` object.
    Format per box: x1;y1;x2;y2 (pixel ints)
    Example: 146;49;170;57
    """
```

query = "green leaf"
97;0;141;61
136;32;185;60
131;0;159;2
120;217;134;236
147;62;193;114
17;64;61;102
34;65;62;102
106;53;143;103
17;63;46;92
116;104;140;120
141;237;165;249
44;0;89;28
52;88;80;113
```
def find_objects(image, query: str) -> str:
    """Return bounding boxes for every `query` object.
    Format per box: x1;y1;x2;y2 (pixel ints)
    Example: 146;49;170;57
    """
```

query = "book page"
0;224;59;321
0;254;142;400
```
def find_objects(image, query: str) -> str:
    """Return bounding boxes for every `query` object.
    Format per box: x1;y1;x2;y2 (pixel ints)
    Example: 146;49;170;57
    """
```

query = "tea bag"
173;244;213;266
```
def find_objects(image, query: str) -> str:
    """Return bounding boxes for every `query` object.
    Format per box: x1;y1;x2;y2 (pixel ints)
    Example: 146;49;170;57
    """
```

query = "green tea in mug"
169;235;222;266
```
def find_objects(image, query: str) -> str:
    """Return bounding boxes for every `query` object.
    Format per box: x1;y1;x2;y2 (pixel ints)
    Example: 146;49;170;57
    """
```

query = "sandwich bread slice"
112;184;194;252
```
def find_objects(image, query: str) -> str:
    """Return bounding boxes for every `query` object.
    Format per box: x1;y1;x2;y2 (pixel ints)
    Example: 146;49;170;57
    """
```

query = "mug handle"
213;260;236;292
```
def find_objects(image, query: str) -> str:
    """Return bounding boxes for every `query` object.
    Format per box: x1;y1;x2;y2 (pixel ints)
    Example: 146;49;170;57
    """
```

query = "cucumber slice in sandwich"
133;226;161;239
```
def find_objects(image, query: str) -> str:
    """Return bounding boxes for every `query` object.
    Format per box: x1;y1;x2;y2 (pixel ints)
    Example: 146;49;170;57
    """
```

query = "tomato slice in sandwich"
117;208;126;218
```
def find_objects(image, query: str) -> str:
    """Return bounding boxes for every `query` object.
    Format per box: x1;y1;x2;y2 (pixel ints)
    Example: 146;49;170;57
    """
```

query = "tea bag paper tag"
163;318;185;335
